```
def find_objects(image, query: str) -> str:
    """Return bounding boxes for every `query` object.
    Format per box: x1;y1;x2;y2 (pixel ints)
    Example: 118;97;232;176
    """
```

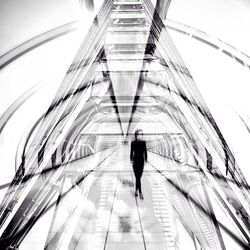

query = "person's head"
135;129;143;140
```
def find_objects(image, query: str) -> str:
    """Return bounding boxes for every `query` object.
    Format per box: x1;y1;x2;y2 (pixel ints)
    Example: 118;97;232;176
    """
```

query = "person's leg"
133;164;139;195
138;165;144;199
136;173;141;193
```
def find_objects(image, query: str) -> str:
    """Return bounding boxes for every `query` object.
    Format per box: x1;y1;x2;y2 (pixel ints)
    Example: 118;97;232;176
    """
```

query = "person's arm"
130;141;134;162
144;141;147;162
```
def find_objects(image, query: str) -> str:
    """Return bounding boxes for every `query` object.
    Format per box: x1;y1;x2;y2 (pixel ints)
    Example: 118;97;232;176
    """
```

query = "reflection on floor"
20;145;236;250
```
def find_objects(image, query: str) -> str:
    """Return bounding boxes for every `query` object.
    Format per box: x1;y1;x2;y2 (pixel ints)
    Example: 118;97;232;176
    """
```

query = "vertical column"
155;0;171;21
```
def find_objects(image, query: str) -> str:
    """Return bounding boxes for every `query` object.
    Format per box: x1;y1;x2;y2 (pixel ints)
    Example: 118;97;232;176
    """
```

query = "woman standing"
130;129;147;199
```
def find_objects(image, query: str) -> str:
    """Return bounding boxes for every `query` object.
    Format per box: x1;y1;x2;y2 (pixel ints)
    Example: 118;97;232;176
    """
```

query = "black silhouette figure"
130;129;147;199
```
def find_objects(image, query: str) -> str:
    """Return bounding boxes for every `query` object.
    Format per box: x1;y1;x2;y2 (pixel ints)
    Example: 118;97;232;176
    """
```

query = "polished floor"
20;144;201;249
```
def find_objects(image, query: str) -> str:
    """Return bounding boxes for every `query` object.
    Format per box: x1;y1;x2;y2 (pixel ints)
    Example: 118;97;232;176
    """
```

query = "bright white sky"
168;0;250;54
0;0;250;55
0;0;249;54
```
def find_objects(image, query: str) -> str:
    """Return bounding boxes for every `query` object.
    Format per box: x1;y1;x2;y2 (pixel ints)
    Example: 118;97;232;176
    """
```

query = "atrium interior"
0;0;250;249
